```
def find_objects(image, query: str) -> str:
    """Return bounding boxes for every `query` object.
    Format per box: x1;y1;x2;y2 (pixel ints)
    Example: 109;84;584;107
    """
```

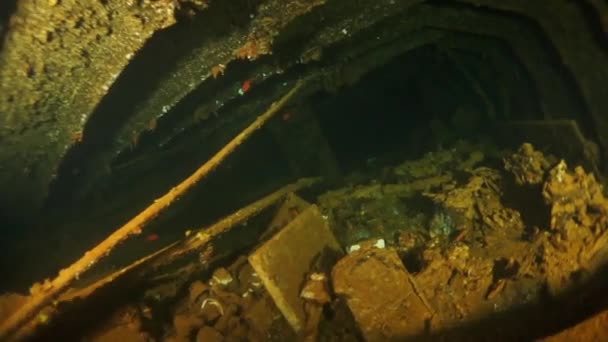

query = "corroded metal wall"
0;0;606;223
0;0;177;218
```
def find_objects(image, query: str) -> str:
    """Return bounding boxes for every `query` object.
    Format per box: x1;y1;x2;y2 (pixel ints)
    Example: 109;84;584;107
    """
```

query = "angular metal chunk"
332;247;432;341
249;204;341;332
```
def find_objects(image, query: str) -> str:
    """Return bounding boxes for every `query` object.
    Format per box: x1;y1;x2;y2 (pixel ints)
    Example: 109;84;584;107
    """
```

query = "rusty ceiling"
0;0;607;225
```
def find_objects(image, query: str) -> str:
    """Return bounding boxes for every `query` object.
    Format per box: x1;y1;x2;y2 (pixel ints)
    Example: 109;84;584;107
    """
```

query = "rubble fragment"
393;149;454;179
425;167;502;221
249;205;342;332
542;160;608;230
195;326;223;342
300;272;331;305
210;268;233;288
7;141;608;341
504;143;552;185
332;245;432;340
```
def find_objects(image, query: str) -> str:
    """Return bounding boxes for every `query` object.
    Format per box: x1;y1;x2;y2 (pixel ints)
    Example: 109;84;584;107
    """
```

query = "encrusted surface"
332;246;431;340
0;0;606;234
249;204;341;332
0;0;177;215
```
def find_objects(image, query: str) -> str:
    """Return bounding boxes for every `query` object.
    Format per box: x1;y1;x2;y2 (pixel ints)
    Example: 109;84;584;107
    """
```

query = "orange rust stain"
234;41;258;60
71;131;83;143
211;64;226;79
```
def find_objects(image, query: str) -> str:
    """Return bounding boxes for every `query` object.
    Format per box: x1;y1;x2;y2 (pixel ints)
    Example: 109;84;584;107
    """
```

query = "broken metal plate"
332;247;432;340
249;204;342;332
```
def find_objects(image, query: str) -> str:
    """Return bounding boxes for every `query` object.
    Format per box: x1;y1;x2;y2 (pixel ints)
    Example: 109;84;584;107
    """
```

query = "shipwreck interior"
2;0;608;341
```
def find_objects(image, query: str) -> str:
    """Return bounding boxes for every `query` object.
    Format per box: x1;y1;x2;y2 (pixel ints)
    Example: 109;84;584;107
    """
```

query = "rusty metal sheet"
249;204;341;332
332;246;432;341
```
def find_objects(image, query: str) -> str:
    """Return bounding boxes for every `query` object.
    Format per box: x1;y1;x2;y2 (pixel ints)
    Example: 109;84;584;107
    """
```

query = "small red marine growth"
145;233;159;241
239;79;251;95
282;112;291;121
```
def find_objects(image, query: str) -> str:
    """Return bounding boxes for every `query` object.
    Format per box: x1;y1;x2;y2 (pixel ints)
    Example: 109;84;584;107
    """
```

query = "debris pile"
136;141;606;341
3;141;608;341
542;160;608;230
503;142;553;185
